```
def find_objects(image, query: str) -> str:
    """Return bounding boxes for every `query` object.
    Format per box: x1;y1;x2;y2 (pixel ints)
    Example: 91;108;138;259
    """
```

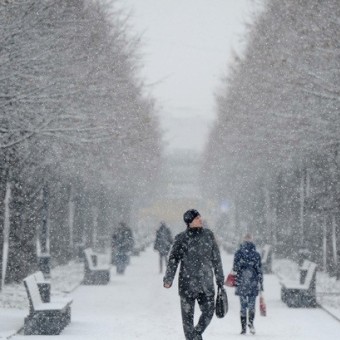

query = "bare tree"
203;0;340;273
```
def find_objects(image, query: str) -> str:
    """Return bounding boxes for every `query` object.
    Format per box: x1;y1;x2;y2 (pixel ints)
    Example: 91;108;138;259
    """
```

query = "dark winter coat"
154;224;173;256
163;227;225;298
112;226;134;255
233;241;263;297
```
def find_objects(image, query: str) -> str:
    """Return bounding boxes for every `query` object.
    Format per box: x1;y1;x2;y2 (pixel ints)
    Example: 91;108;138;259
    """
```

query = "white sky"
115;0;262;153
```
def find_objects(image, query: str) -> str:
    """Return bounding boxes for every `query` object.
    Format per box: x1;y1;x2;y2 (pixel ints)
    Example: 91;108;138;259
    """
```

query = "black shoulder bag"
215;286;228;318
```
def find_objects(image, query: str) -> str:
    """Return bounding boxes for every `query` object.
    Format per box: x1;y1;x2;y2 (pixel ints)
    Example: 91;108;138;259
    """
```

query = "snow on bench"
23;272;72;335
33;271;50;303
280;260;317;308
83;248;111;285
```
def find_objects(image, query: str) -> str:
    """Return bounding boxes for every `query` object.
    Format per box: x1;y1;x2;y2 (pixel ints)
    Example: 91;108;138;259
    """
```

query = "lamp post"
38;185;51;278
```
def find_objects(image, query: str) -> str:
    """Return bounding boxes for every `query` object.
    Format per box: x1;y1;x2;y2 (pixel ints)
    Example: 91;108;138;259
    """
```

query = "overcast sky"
115;0;262;153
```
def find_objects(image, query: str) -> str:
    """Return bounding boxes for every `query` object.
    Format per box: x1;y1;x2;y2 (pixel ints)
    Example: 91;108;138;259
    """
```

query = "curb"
317;303;340;323
6;326;24;339
63;280;83;294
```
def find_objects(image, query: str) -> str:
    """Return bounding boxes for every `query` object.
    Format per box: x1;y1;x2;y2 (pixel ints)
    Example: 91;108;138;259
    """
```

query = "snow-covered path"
14;247;340;339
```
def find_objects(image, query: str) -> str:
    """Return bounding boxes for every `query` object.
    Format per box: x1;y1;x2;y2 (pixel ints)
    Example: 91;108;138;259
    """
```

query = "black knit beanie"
183;209;200;226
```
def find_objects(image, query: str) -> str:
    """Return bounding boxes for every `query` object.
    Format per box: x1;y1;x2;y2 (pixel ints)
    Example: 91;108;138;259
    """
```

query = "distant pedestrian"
111;222;134;274
163;209;224;340
154;221;173;273
232;233;263;335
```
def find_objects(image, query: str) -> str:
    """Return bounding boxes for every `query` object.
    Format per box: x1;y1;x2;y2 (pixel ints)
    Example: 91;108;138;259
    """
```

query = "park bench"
261;244;273;274
33;271;51;303
280;259;317;308
23;272;73;335
83;248;110;285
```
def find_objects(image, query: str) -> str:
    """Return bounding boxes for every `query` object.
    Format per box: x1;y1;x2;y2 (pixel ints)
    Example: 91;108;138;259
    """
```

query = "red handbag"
225;272;236;287
259;294;267;316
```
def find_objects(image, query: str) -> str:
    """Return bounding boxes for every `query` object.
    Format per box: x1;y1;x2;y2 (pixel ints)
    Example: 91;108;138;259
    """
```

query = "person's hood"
240;241;256;253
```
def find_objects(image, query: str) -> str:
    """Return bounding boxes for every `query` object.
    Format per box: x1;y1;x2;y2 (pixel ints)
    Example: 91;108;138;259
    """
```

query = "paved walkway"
1;247;340;339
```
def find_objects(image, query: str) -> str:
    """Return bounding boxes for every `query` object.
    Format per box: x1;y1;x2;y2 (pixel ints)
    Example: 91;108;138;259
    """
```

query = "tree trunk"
331;215;337;276
6;180;37;283
68;184;75;255
299;168;305;246
1;182;11;289
323;216;327;272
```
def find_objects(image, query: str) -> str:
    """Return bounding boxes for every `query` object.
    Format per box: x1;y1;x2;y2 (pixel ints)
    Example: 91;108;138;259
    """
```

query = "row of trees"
0;0;162;285
202;0;340;277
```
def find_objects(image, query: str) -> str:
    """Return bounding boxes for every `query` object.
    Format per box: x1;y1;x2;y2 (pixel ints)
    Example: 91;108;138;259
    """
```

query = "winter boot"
248;311;256;335
240;316;247;335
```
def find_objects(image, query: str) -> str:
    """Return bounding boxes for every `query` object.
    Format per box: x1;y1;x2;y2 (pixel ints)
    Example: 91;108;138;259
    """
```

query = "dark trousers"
240;295;256;317
180;293;215;340
116;253;129;274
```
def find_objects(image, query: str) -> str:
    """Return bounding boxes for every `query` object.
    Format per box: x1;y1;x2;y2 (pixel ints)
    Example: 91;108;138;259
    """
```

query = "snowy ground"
1;247;340;339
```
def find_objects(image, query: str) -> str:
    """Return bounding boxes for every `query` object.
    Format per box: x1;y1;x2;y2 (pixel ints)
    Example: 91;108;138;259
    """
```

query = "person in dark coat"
112;222;134;274
232;233;263;335
163;209;225;340
154;221;173;273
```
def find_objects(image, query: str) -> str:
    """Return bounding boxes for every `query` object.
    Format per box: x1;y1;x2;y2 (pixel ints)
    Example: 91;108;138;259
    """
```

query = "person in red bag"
232;233;263;335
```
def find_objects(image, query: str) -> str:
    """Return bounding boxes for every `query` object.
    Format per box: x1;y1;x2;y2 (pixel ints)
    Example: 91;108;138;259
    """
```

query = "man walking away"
154;221;173;273
113;222;134;274
163;209;225;340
